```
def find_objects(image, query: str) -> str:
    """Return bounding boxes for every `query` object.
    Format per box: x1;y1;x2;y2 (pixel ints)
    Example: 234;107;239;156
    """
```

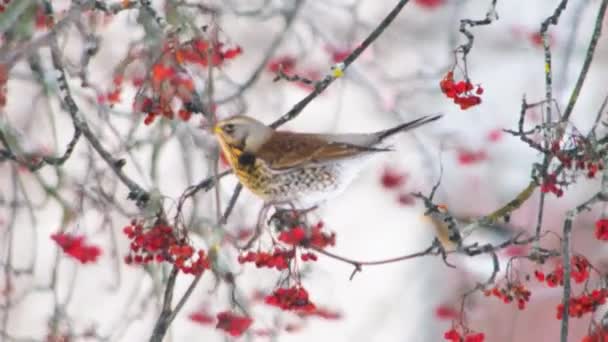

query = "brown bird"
214;115;442;206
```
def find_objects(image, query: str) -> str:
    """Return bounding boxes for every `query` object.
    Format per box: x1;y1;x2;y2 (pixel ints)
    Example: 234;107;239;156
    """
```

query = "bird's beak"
213;124;222;135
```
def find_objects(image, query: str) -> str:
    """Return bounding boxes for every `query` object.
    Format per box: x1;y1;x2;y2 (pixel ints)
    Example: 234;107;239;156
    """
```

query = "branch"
560;0;608;126
49;34;149;206
457;0;498;56
269;0;412;129
560;212;573;342
0;122;82;171
540;0;568;124
413;191;462;245
221;184;242;225
149;266;179;342
482;181;537;223
312;243;439;281
560;191;608;341
217;0;304;104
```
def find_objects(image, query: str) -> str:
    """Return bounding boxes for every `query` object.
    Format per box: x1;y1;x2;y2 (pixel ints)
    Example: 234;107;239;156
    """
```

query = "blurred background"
1;0;607;341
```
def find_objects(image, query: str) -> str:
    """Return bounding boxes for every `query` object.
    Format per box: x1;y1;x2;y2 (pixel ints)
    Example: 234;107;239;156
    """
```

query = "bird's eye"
223;123;235;134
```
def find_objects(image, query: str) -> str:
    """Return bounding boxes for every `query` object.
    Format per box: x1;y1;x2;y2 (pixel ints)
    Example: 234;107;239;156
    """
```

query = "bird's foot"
268;205;318;230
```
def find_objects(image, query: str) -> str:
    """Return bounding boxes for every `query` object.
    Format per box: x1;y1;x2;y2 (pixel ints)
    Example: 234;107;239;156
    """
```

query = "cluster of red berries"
380;167;416;205
34;5;53;30
215;311;253;337
277;222;336;249
457;149;488;165
381;167;407;189
570;255;592;283
415;0;445;9
439;71;483;110
528;31;555;48
582;328;608;342
138;63;198;125
174;38;242;67
266;55;321;91
444;328;485;342
534;255;591;287
189;308;214;325
51;232;102;264
122;221;210;275
434;305;459;320
551;141;605;179
237;248;295;270
540;172;564;197
324;45;351;63
106;75;124;104
267;56;297;74
107;36;241;126
559;157;604;178
556;288;608;319
595;218;608;241
300;252;318;261
484;282;531;310
265;286;316;312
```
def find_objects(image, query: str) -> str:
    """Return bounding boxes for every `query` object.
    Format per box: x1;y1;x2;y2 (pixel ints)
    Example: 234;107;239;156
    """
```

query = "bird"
214;114;442;207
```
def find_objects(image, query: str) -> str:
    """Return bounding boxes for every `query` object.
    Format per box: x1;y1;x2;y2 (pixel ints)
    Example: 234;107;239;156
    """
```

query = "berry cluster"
534;255;590;287
300;252;318;261
439;71;483;110
189;309;214;325
444;328;485;342
484;282;531;310
265;286;316;312
215;311;253;337
556;288;608;319
105;35;241;125
381;167;407;189
551;140;604;179
540;172;563;197
237;248;295;270
175;38;242;67
595;218;608;241
266;55;321;91
434;305;459;320
457;149;488;165
277;222;336;249
267;56;297;74
51;232;102;264
122;221;209;275
528;31;555;48
582;328;608;342
570;255;592;283
34;5;53;30
380;167;416;205
415;0;445;9
325;45;351;63
106;75;123;104
135;63;198;125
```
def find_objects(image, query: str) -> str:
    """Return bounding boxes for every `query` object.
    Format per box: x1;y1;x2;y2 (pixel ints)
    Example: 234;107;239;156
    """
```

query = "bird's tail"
376;114;443;141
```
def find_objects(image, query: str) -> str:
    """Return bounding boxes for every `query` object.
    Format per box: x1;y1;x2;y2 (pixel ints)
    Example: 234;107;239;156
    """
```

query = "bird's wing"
256;131;388;171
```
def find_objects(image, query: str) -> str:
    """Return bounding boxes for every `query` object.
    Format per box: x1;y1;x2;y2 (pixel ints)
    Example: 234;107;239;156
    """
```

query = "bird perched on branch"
214;115;442;207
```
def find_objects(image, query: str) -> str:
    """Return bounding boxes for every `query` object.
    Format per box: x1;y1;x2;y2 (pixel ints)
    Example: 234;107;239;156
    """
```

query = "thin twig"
269;0;412;129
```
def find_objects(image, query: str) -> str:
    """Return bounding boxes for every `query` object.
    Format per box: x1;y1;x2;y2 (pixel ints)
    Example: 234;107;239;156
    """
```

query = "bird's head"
213;115;272;152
